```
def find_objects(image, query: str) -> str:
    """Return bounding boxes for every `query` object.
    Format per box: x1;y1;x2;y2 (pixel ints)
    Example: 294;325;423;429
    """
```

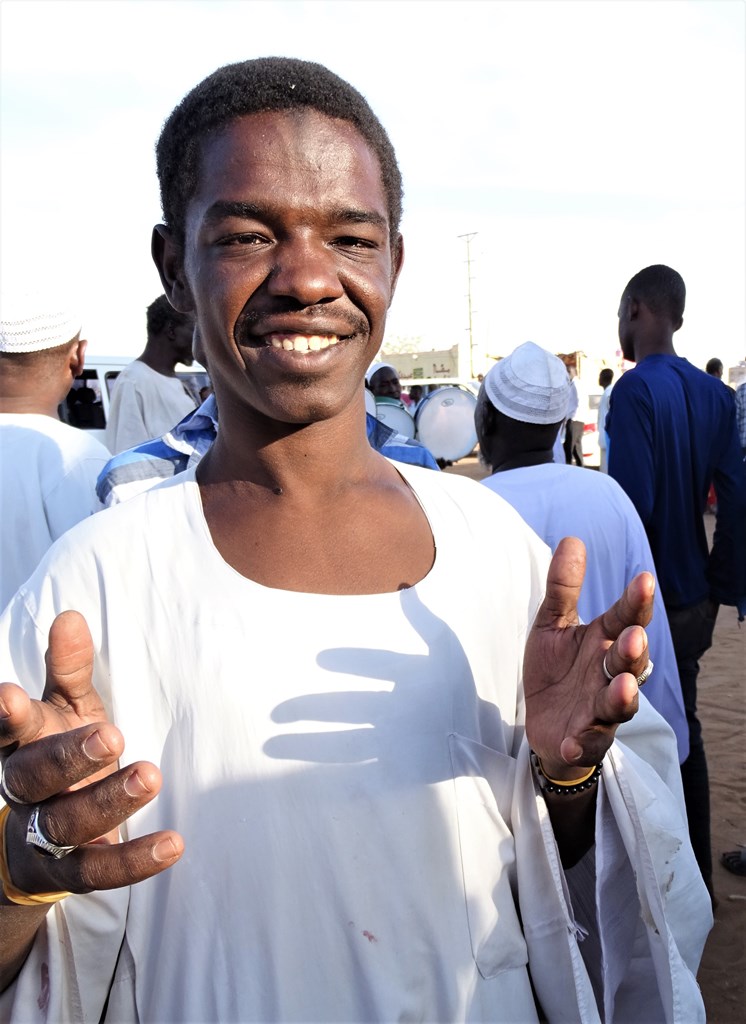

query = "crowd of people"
1;55;745;1022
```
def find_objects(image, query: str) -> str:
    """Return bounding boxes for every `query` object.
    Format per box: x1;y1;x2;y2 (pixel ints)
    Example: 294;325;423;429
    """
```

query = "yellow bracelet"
530;752;604;795
539;762;598;787
0;805;71;906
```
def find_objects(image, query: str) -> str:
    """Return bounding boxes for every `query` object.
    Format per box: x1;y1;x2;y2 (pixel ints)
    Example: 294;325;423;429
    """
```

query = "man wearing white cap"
366;360;401;399
0;295;111;611
475;341;689;763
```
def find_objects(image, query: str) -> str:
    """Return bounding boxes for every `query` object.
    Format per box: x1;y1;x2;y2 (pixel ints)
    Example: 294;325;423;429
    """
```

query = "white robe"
0;463;710;1022
104;359;197;455
0;414;109;612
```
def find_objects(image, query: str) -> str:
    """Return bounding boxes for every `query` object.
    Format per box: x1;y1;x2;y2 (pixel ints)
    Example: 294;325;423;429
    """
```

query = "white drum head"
414;387;477;461
374;397;415;439
364;388;377;417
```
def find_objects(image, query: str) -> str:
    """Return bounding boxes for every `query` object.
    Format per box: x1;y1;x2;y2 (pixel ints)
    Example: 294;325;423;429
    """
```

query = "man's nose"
266;236;344;305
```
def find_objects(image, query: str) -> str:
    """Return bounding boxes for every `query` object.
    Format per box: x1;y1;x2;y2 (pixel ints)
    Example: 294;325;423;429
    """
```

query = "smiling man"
0;60;709;1022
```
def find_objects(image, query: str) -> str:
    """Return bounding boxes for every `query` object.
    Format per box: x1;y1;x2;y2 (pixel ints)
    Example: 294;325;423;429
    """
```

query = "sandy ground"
445;457;745;1022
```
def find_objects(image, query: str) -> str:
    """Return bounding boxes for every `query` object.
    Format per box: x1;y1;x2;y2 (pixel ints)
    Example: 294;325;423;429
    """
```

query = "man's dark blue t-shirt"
607;354;746;610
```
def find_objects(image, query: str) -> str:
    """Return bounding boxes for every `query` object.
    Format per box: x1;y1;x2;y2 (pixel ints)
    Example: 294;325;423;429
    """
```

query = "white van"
59;356;209;447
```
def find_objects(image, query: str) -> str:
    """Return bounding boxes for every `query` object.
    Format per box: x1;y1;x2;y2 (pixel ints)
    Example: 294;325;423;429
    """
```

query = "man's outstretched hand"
524;537;655;782
0;610;183;902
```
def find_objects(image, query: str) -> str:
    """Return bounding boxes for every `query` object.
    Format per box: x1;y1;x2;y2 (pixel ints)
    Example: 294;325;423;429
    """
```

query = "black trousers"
666;597;719;895
563;420;584;467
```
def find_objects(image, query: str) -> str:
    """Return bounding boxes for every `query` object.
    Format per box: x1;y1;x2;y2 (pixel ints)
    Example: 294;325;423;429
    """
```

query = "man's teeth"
268;334;340;353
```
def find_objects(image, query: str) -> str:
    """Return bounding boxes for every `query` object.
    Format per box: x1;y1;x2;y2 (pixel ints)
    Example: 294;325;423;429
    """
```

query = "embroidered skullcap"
365;361;398;384
483;342;572;425
0;291;82;353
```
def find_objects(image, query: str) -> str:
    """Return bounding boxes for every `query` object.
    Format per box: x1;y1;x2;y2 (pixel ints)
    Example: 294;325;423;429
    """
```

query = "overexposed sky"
1;0;744;376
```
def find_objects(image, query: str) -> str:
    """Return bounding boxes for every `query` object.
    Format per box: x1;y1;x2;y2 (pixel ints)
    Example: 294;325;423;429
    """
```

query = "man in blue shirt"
607;264;746;904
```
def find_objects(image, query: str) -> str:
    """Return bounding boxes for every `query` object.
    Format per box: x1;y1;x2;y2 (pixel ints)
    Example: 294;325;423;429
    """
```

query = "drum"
364;387;377;418
374;396;416;439
414;387;478;462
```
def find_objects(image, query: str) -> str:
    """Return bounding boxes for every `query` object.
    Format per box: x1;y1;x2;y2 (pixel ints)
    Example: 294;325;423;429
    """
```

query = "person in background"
366;361;401;400
608;264;746;905
405;383;424;412
596;368;614;473
104;295;197;454
476;341;688;763
705;357;723;379
704;360;725;511
562;366;584;467
0;293;110;611
0;59;709;1024
736;378;746;457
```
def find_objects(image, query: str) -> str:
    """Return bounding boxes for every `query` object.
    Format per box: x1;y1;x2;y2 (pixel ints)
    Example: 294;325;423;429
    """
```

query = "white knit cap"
365;361;398;384
483;342;572;425
0;292;82;353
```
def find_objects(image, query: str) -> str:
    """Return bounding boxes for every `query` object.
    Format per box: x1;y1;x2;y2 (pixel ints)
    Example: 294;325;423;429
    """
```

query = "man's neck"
0;394;61;417
632;334;678;363
198;401;376;496
492;450;555;474
138;351;177;377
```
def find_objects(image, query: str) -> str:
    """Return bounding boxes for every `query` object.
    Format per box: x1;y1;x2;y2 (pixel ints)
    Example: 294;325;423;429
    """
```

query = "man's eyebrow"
202;200;388;230
331;208;388;229
203;200;265;224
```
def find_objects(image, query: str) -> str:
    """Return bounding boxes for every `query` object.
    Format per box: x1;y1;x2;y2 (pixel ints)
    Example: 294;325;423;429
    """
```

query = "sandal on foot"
720;849;746;876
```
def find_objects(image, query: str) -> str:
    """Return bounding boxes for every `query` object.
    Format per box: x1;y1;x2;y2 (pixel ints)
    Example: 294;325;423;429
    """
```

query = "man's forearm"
544;787;597;869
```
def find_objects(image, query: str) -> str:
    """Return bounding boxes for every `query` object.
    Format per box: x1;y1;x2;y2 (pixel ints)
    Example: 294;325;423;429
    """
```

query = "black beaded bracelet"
530;751;603;795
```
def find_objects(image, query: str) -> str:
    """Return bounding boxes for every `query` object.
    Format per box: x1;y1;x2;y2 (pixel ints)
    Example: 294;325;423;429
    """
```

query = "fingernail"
153;838;178;862
124;771;149;798
82;730;111;760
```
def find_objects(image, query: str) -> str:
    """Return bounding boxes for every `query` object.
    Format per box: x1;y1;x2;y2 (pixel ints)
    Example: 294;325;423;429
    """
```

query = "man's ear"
674;316;684;333
69;338;87;378
151;224;195;314
388;234;405;306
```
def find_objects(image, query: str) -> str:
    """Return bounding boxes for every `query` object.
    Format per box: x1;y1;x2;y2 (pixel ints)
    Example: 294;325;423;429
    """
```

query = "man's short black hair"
599;368;614;388
147;294;192;338
622;265;686;324
156;57;403;245
705;358;723;376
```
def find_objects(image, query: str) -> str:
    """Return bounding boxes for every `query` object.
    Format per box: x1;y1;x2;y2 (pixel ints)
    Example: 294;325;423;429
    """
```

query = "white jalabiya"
104;359;197;454
0;413;109;612
0;463;709;1022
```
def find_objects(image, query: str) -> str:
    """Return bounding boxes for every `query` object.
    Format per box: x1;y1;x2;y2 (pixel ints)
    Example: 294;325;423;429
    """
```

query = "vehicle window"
61;370;106;430
588;394;602;411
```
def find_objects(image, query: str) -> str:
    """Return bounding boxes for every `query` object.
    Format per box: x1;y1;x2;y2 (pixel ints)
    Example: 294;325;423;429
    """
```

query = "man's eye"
336;237;375;250
219;233;267;246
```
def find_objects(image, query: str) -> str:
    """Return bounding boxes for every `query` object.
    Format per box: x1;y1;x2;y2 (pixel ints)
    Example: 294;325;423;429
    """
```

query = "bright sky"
1;0;744;378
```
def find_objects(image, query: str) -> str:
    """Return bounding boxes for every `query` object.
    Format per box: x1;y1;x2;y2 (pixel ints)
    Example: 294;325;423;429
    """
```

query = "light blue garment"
482;462;689;762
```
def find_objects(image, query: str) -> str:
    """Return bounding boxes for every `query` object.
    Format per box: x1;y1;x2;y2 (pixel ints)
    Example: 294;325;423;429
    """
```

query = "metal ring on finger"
26;806;77;859
0;762;26;805
635;659;654;686
602;654;654;687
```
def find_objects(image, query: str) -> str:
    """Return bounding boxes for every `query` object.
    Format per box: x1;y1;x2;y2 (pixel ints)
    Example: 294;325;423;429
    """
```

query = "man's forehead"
201;109;381;177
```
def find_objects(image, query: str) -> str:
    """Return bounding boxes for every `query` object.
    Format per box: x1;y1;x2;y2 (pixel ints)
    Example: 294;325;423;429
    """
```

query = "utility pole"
457;232;477;378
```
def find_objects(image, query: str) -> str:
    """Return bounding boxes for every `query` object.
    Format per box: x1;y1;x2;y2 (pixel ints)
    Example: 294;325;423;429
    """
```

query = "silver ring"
602;655;654;687
26;806;77;860
0;762;25;805
636;659;654;686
